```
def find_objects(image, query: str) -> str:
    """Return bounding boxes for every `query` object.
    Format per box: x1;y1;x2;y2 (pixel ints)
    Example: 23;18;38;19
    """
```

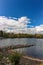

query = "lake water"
0;38;43;59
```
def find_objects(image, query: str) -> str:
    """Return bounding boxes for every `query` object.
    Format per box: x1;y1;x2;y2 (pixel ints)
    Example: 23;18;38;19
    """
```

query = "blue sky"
0;0;43;33
0;0;43;26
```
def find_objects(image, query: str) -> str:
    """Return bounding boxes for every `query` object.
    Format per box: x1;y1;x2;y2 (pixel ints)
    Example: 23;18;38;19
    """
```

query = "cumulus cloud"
0;16;43;34
26;24;43;34
35;24;43;34
0;16;31;33
27;28;36;34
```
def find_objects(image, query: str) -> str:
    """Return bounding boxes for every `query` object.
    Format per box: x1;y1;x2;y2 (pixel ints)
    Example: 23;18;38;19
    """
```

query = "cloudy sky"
0;0;43;34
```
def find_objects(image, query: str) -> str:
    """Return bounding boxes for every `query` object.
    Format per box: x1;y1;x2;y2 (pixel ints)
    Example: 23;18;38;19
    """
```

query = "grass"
8;52;22;65
0;52;3;60
40;63;43;65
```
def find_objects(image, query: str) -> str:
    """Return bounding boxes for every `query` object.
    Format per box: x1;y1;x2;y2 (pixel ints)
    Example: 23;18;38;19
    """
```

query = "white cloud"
27;28;36;34
0;16;43;34
0;16;31;33
26;24;43;34
35;24;43;34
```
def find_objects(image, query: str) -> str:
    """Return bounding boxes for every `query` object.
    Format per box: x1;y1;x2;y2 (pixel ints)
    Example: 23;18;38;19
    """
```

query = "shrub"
9;52;22;65
0;52;3;60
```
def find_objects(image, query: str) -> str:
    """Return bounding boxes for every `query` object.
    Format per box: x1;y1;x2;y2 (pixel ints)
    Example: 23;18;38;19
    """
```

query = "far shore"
0;30;43;38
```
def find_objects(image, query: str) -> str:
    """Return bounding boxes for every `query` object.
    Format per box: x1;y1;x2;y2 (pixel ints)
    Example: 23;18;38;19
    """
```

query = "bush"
0;52;3;60
9;52;22;65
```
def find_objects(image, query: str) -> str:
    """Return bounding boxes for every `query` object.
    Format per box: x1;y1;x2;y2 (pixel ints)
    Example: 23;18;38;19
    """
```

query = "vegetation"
0;52;3;60
0;48;43;65
0;50;22;65
0;30;43;38
35;34;43;38
9;52;22;65
40;63;43;65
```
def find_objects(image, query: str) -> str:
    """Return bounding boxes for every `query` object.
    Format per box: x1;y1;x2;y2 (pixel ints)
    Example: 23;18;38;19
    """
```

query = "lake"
0;38;43;59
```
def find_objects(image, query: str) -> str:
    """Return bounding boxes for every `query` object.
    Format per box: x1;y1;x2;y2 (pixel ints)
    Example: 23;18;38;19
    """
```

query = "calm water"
0;38;43;59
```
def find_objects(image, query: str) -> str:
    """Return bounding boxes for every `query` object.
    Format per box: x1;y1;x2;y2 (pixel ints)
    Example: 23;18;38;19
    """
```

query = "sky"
0;0;43;34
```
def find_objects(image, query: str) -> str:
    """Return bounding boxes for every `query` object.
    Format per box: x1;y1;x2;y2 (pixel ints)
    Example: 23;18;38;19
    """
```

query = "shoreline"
20;56;43;65
0;44;34;51
23;55;43;62
8;49;43;62
0;44;43;65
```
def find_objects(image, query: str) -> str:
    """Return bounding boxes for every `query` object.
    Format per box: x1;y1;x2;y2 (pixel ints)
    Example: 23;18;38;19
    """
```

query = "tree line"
0;30;43;38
